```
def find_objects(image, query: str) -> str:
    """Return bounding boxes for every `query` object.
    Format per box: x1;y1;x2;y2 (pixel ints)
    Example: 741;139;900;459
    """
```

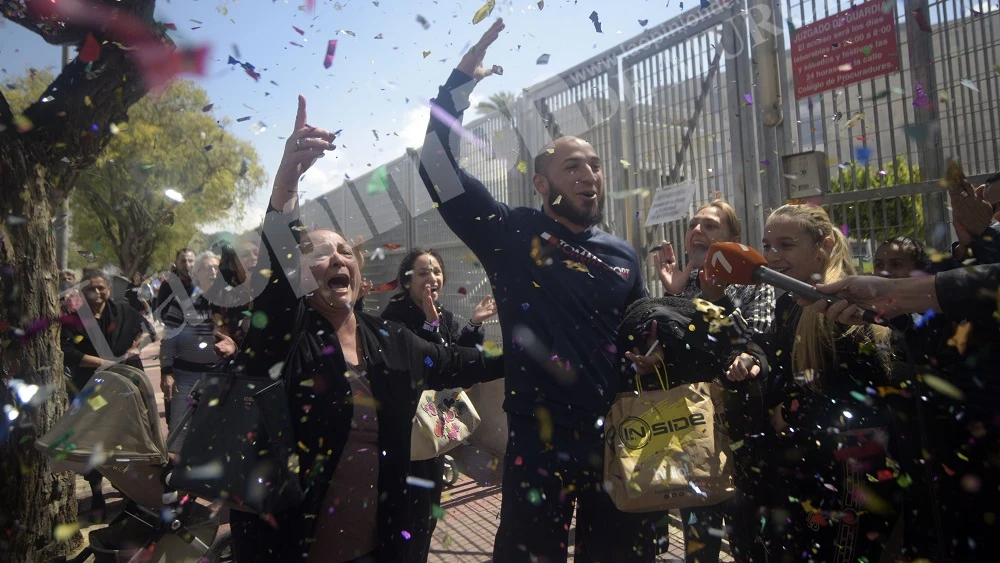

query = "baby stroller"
37;364;231;563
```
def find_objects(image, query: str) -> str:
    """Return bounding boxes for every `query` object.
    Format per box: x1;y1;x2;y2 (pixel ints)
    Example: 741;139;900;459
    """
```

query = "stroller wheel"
205;530;234;563
442;455;459;486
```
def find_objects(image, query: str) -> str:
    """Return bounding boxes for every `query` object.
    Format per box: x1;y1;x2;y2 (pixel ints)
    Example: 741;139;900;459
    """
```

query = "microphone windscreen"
705;242;768;285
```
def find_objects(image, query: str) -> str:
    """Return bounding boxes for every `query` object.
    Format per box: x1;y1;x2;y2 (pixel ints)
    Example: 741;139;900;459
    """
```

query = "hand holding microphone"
704;242;887;325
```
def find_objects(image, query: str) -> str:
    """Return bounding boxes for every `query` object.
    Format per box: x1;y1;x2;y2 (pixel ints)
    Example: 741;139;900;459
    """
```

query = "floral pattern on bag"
422;394;467;442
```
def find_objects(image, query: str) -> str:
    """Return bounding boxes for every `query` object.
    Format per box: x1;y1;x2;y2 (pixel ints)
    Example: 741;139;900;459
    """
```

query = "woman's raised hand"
419;283;441;324
271;95;338;211
471;294;498;325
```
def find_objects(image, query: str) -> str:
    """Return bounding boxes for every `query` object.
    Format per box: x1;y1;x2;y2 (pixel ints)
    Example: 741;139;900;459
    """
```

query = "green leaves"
68;79;267;276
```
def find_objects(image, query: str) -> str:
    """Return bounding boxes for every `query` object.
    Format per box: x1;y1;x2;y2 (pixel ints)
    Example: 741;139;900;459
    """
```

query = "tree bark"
0;2;158;560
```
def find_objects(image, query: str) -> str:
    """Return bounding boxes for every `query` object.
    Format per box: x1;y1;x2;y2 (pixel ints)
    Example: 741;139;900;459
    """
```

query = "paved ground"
70;331;731;562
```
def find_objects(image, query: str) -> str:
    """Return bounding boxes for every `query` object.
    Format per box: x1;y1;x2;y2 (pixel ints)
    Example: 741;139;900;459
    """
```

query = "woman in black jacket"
380;248;497;563
727;204;898;562
229;96;504;563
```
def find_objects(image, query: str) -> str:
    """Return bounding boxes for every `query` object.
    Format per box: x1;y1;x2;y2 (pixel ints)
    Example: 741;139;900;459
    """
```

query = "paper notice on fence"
644;181;696;228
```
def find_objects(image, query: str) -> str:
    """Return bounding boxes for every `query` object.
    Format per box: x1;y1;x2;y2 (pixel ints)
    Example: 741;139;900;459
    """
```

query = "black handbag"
171;302;307;514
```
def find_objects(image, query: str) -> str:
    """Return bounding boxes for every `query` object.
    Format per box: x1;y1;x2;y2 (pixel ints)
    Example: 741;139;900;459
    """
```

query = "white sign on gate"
644;181;697;228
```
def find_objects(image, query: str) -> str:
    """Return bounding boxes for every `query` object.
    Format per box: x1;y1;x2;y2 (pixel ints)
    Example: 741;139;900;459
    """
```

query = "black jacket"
381;294;483;348
60;299;146;394
230;207;504;563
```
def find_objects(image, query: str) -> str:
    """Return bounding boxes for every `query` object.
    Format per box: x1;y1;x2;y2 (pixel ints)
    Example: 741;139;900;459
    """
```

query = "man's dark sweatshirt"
419;69;647;430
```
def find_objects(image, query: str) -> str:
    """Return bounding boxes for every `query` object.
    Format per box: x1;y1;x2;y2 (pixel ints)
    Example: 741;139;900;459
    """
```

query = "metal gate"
293;0;999;307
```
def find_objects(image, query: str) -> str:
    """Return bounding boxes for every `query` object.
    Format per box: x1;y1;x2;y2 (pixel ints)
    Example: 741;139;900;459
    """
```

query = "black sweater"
230;206;505;562
60;300;146;393
419;69;647;430
381;294;484;349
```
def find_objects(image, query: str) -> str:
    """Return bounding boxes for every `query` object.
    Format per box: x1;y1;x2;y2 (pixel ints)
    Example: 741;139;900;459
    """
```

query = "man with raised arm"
419;19;655;563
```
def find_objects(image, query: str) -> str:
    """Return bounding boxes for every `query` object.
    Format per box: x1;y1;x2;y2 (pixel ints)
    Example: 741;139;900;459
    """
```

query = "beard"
546;182;604;228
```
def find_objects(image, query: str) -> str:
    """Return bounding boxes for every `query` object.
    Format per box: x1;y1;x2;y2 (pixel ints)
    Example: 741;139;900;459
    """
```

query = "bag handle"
280;300;308;388
634;360;670;395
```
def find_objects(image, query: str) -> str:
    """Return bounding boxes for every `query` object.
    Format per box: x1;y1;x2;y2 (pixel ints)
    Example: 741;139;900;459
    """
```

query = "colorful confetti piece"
473;1;496;25
324;40;338;69
536;54;550;65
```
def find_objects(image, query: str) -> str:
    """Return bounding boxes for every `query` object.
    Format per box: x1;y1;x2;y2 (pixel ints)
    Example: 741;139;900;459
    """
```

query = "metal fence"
289;0;998;317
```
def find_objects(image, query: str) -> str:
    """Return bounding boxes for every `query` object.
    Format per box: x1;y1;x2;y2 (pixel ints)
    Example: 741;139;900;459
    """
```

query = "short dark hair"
175;248;194;260
533;149;555;177
394;248;447;298
81;268;108;285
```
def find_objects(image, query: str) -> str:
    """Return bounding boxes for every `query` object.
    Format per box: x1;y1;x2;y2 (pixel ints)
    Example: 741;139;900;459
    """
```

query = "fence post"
723;4;762;248
905;0;948;250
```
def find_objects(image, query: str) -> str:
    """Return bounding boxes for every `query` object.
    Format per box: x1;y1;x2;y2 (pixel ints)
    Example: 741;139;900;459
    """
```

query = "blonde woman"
726;204;898;563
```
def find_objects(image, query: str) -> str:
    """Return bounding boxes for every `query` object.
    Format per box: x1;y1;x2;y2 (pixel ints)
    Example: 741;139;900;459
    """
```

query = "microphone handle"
753;266;883;325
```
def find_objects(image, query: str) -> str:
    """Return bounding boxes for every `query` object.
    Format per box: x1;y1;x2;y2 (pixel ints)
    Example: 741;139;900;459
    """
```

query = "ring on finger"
295;138;302;151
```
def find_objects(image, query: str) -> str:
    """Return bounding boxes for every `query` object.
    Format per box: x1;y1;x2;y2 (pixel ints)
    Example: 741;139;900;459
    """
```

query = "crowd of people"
56;18;1000;563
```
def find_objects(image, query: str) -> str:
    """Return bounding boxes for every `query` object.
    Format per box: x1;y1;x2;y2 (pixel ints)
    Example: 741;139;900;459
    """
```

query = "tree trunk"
0;140;81;561
0;3;157;558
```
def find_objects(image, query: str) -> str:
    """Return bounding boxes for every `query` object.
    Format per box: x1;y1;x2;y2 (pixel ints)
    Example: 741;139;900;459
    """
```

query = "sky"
0;0;693;235
4;0;990;238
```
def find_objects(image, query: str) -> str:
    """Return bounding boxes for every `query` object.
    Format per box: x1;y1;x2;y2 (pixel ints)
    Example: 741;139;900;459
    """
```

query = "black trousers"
492;414;657;563
406;456;445;563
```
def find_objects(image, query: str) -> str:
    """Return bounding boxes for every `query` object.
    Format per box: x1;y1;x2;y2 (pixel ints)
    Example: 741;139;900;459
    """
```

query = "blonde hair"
698;199;741;240
768;205;891;382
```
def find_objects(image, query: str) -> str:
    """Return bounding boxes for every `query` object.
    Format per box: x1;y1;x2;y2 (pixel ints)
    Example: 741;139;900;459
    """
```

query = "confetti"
473;1;496;25
913;81;929;108
422;51;431;58
457;287;467;295
589;11;603;33
79;33;101;63
251;311;269;329
960;79;979;93
382;243;403;249
416;15;430;29
54;523;79;541
639;19;649;26
908;309;935;329
293;26;305;35
516;160;528;174
620;159;631;168
374;33;383;39
787;18;797;38
854;146;872;166
743;93;753;105
700;0;710;8
373;280;400;292
538;1;544;9
922;374;965;400
269;361;285;380
526;488;542;505
424;357;434;367
4;215;28;226
406;475;436;489
164;189;184;202
536;54;550;65
236;116;251;122
202;103;214;112
324;40;338;69
87;395;108;411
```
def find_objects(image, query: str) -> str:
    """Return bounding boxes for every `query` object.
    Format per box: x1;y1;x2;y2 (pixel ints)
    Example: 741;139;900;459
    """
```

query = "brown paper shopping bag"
604;372;734;513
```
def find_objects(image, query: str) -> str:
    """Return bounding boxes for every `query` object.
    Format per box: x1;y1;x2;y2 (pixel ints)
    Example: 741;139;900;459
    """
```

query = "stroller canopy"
37;364;168;468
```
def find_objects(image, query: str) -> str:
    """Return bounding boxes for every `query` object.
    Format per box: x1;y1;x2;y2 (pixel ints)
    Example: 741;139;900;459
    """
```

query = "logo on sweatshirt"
539;232;630;279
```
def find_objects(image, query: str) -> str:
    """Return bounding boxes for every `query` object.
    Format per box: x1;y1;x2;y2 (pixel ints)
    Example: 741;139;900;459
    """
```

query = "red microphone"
705;242;884;325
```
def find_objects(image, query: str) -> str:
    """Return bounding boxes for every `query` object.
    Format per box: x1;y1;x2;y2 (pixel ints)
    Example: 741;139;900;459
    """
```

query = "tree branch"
0;0;160;187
